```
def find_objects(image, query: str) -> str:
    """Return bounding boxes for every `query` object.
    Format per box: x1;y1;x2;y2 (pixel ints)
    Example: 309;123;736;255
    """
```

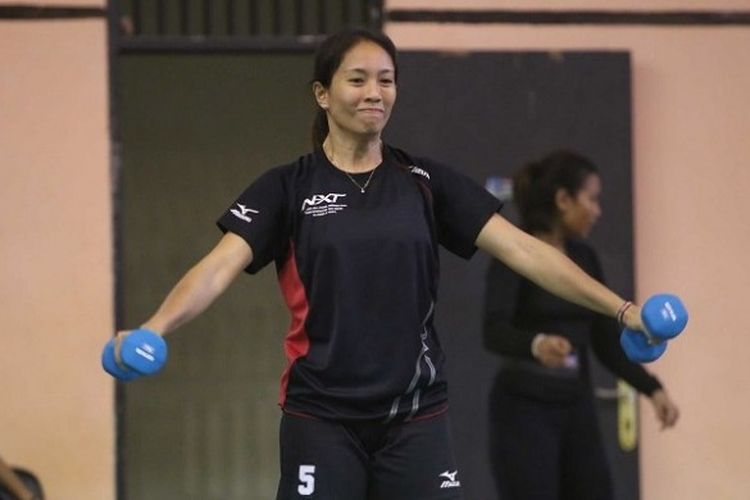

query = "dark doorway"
386;51;636;500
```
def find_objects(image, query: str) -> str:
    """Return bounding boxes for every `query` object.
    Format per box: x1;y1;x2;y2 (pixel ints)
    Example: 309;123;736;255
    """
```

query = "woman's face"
315;40;396;138
558;173;602;239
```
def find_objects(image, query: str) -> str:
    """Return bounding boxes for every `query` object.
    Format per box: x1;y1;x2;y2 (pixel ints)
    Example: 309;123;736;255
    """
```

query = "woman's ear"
312;81;329;109
555;187;573;212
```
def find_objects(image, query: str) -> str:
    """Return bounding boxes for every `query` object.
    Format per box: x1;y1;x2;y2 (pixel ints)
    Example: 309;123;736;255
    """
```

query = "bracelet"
616;301;634;326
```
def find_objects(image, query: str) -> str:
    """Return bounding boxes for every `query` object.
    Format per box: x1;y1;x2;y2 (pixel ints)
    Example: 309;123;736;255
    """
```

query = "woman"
483;150;679;500
114;30;657;500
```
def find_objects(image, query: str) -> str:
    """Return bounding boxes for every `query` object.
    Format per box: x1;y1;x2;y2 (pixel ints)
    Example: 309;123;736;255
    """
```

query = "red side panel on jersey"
277;242;311;407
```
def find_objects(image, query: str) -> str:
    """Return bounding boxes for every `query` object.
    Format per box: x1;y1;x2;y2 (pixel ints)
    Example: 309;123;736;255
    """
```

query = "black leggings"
488;383;613;500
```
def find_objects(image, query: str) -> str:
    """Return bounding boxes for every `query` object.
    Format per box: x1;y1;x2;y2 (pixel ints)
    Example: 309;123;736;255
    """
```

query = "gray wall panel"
120;54;313;500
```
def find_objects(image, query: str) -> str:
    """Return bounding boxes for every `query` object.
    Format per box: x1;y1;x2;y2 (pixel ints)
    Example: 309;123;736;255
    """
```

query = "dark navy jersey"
218;144;501;421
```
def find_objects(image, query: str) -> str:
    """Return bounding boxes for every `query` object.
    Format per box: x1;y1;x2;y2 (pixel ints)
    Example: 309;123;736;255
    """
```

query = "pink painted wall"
388;0;750;10
386;12;750;500
0;11;114;500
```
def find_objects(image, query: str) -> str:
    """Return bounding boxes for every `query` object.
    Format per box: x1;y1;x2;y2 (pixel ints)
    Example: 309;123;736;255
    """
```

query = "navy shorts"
276;411;464;500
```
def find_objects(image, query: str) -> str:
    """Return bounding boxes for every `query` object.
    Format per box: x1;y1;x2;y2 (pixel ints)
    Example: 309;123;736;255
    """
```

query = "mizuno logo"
409;165;431;180
440;471;457;482
439;470;460;489
230;203;259;223
301;193;347;210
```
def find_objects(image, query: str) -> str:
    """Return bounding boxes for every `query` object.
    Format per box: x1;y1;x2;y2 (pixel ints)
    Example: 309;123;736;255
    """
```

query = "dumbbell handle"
639;328;664;346
620;327;668;363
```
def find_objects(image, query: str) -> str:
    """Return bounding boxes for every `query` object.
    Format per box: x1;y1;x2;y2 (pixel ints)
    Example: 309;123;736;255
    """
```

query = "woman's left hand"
649;389;680;429
620;303;644;332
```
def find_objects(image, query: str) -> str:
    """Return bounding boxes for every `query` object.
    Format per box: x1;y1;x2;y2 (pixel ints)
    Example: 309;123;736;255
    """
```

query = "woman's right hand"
532;333;573;368
649;389;680;429
113;330;133;365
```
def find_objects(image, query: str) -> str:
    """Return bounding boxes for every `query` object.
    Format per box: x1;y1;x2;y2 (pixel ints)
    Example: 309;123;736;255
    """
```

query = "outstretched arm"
476;214;641;329
129;232;253;337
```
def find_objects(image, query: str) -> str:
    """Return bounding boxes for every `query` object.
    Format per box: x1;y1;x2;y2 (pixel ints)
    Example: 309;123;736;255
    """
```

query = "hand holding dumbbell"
101;328;168;381
620;294;688;363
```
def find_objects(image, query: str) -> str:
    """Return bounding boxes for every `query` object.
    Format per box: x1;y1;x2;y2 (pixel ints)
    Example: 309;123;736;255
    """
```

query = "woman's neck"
322;133;382;173
533;227;567;252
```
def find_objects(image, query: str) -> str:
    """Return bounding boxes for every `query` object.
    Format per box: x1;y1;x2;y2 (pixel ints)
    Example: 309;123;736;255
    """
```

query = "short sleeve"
418;157;502;259
217;166;288;274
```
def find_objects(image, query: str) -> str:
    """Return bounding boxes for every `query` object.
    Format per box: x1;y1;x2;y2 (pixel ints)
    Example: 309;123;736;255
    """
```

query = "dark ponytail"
512;150;599;233
312;108;329;149
310;28;399;148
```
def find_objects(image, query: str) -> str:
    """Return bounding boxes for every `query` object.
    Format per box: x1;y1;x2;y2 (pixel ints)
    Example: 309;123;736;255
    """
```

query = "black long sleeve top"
483;240;661;401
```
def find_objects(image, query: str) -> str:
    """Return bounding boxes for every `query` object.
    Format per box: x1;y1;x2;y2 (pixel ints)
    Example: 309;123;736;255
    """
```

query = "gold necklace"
324;140;381;193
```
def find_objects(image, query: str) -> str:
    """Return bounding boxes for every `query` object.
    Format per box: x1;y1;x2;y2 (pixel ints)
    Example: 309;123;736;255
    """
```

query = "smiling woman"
108;27;674;500
314;40;395;144
311;30;398;174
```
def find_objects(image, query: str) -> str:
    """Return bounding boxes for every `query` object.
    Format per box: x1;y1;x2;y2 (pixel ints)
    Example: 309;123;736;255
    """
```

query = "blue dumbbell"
640;294;689;340
101;339;141;381
620;294;688;363
101;328;168;381
120;329;168;375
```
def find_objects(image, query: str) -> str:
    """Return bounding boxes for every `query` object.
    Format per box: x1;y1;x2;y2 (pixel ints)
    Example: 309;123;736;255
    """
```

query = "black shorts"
276;411;464;500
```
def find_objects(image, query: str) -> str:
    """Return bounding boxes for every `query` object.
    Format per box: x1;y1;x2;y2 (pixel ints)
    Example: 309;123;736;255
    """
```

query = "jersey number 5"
298;465;316;495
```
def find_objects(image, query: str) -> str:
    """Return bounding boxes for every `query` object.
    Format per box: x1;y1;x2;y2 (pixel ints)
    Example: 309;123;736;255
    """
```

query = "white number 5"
297;465;316;495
